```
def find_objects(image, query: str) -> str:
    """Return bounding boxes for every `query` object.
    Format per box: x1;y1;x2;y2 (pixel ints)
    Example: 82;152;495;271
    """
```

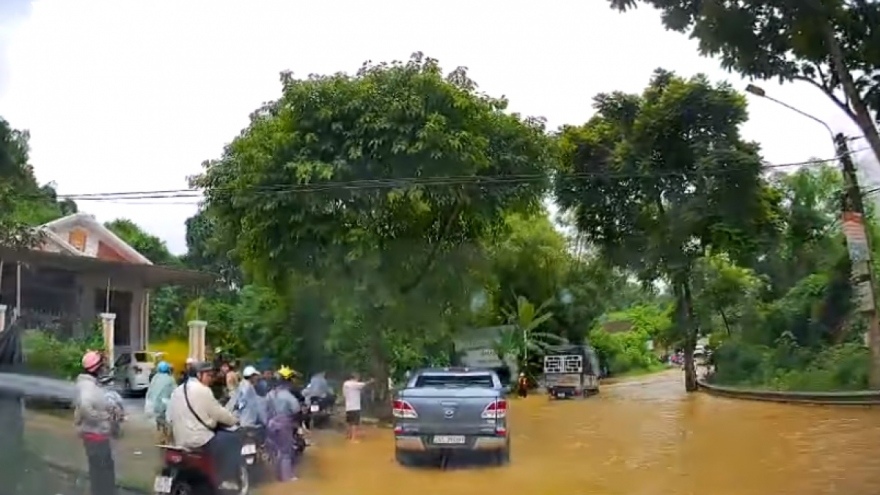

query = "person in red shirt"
74;350;124;495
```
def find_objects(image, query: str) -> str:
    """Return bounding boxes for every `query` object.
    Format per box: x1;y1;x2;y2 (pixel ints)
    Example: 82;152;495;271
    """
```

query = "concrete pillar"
188;320;207;362
0;304;6;333
100;312;116;363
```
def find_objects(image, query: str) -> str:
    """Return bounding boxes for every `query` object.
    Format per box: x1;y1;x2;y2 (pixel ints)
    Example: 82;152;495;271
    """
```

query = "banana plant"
494;295;567;372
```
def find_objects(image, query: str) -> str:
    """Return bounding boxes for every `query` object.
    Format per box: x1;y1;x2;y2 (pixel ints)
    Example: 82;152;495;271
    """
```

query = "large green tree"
606;0;880;162
0;117;75;248
555;69;776;391
194;53;556;395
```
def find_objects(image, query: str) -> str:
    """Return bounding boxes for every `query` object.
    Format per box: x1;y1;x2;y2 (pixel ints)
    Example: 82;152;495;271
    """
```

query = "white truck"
543;344;600;399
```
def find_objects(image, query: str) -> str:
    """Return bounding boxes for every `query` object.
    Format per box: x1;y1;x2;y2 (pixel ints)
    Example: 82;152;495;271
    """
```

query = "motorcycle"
294;423;309;454
240;425;271;484
154;428;249;495
304;395;334;429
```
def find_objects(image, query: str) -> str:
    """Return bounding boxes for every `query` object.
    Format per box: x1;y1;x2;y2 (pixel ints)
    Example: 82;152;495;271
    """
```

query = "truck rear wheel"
495;446;511;466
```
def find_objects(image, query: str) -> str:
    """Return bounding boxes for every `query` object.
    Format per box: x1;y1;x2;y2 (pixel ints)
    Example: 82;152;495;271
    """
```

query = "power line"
7;147;871;205
68;148;873;200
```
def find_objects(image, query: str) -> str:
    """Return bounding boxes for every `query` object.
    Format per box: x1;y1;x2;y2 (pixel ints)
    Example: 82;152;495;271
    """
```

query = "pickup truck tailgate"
397;388;503;435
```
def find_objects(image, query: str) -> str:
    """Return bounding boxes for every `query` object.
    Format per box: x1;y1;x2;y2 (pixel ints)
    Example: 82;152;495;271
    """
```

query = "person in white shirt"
342;372;373;441
167;361;241;489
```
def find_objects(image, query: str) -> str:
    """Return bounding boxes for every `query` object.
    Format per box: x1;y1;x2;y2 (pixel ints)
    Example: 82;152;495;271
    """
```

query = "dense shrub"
588;327;660;375
21;330;103;380
712;339;869;391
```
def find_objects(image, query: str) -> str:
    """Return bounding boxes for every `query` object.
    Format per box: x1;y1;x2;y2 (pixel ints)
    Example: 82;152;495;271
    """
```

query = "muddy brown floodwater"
266;371;880;495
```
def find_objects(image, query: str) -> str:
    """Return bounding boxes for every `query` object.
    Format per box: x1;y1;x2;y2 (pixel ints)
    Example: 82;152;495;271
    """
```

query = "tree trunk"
678;279;698;392
368;318;393;422
823;26;880;163
718;307;731;336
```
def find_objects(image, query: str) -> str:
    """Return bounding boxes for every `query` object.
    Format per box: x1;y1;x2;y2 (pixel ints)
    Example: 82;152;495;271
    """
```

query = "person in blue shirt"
266;366;302;482
146;361;177;443
256;368;275;397
226;365;267;427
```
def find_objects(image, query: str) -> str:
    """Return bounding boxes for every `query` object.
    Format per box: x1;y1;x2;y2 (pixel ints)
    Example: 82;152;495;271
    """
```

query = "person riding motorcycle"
303;371;330;399
146;360;176;443
303;371;334;428
255;369;275;397
74;350;124;495
167;361;242;490
226;365;268;427
265;366;302;482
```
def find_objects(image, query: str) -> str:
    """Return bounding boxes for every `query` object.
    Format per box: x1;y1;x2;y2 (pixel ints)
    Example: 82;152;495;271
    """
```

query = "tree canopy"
554;69;778;389
605;0;880;163
4;51;876;394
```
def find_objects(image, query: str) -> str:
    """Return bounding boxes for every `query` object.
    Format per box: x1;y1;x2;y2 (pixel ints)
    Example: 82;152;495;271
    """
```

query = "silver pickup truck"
393;368;510;466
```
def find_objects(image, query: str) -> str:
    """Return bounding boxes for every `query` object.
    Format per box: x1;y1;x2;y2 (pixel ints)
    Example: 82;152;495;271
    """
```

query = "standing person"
179;357;196;385
145;361;176;444
74;350;124;495
266;366;302;482
342;372;373;442
517;372;529;398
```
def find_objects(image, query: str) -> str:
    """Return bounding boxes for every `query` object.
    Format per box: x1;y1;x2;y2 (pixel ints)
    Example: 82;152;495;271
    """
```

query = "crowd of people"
72;350;375;495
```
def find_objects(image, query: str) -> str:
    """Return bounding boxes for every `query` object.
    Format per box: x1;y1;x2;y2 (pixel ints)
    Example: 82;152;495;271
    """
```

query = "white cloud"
0;0;872;254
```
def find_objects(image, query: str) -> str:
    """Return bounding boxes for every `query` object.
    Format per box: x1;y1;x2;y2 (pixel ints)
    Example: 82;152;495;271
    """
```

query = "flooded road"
272;371;880;495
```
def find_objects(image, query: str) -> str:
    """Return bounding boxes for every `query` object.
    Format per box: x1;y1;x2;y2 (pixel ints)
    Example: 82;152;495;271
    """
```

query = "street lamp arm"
762;94;836;145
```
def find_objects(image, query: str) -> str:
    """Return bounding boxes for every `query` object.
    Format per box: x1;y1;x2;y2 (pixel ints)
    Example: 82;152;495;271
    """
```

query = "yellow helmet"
277;366;295;379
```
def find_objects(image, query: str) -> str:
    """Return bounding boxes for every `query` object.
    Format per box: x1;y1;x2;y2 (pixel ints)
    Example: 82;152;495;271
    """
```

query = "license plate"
557;393;565;398
310;404;320;412
433;435;465;444
245;457;254;465
241;444;256;455
153;476;172;493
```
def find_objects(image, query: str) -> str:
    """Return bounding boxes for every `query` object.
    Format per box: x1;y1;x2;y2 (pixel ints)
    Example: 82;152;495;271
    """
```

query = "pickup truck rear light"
481;399;507;419
392;399;418;419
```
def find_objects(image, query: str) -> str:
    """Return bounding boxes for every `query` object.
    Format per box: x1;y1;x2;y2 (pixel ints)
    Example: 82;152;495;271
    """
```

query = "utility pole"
837;133;880;388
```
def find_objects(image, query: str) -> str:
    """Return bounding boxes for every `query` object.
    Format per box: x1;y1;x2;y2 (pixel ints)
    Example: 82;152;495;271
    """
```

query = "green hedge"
21;330;103;380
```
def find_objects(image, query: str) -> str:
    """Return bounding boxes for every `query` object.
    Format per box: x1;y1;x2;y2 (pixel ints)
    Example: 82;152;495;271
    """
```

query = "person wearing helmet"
265;366;303;481
74;350;124;495
167;361;242;490
226;365;267;427
256;368;275;397
145;361;176;444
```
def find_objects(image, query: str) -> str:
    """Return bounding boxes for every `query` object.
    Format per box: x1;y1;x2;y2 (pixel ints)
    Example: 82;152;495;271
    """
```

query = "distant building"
0;212;209;360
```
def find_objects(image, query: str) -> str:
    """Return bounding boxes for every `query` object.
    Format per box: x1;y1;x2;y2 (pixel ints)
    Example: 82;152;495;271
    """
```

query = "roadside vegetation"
2;14;879;393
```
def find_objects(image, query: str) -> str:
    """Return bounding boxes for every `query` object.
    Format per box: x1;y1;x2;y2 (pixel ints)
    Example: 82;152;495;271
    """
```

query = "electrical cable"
5;146;872;205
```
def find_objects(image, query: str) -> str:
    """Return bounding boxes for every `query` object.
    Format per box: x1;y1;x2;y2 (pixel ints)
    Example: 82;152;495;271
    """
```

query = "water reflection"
268;371;880;495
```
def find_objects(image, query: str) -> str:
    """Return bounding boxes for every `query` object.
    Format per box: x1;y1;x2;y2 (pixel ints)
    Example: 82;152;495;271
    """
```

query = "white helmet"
242;365;258;378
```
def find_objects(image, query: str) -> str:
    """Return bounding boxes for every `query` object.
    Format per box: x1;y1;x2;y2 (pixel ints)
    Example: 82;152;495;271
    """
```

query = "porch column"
0;304;6;332
100;312;116;363
188;320;207;362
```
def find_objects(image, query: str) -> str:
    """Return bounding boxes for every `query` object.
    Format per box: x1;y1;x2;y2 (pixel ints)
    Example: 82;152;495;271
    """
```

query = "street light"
745;84;836;152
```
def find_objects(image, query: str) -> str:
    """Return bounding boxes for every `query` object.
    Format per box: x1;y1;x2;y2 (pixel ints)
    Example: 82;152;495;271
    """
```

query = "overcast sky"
0;0;875;254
